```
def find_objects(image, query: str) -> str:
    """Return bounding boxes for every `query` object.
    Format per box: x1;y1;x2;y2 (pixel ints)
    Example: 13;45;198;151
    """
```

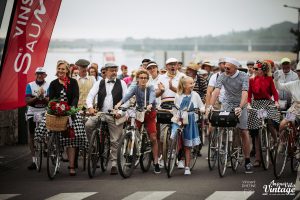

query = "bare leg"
150;134;159;164
67;147;76;173
185;147;191;167
240;129;250;159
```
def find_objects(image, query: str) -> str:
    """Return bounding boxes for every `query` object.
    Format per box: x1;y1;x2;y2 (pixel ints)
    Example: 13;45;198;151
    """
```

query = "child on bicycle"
115;70;160;174
171;76;205;175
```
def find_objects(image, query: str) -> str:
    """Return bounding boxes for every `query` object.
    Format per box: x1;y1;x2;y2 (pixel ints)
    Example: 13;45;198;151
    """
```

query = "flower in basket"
47;100;79;116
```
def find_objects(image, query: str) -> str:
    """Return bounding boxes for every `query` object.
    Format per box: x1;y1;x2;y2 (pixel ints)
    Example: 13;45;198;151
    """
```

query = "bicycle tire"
162;126;171;170
274;130;288;179
100;127;110;172
259;127;270;170
218;128;229;177
189;145;198;170
117;132;136;178
47;133;60;180
140;130;152;172
34;139;43;172
208;129;218;170
167;132;178;178
87;130;100;178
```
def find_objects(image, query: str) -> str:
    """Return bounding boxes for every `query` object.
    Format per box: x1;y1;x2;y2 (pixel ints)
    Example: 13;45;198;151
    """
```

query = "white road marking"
0;194;20;200
45;192;97;200
205;191;254;200
122;191;176;200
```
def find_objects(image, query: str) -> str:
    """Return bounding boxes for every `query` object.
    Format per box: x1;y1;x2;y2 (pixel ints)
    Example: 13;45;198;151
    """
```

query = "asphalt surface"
0;144;298;200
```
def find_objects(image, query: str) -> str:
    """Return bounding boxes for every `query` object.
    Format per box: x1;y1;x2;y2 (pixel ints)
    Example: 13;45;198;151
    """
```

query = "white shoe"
184;167;191;175
159;159;165;169
177;160;185;169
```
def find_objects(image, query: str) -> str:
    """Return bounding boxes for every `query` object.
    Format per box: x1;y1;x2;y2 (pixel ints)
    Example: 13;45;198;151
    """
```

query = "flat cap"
75;59;90;67
104;63;118;68
246;61;255;65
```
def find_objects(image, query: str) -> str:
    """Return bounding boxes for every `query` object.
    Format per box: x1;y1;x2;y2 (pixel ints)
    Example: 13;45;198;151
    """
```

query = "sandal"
253;160;261;167
69;167;76;176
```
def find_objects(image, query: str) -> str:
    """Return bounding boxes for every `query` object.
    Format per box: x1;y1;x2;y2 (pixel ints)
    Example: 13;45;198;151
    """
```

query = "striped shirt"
216;70;249;107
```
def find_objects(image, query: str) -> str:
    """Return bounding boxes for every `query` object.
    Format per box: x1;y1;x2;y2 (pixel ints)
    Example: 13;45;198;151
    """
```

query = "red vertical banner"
0;0;62;110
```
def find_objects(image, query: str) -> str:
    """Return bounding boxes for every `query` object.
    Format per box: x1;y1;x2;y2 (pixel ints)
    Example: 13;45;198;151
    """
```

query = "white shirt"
86;78;127;112
208;72;225;103
275;80;300;102
149;74;161;106
157;71;185;102
76;75;96;84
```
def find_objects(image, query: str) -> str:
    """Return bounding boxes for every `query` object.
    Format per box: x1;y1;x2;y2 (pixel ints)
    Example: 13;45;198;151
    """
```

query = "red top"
248;76;279;103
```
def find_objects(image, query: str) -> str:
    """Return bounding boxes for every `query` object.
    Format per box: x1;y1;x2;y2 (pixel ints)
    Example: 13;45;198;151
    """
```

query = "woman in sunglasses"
247;61;280;167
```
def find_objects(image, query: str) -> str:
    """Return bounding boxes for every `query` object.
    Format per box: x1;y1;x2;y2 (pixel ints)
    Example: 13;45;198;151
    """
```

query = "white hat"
296;62;300;71
218;58;226;64
35;67;46;74
224;57;240;68
165;58;178;65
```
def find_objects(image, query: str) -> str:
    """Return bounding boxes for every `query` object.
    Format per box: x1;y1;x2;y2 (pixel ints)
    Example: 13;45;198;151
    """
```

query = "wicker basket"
46;113;68;131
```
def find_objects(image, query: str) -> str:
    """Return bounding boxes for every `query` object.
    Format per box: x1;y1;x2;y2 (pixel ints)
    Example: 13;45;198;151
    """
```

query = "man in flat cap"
207;57;253;174
86;63;128;175
246;61;255;78
74;59;96;109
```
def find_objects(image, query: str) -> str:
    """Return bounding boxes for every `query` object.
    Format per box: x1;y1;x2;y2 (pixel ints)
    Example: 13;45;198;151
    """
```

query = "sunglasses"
254;68;259;71
138;77;148;80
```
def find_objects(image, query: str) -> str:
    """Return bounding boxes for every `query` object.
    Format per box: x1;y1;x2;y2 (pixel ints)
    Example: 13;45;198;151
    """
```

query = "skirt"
248;99;280;130
35;113;89;150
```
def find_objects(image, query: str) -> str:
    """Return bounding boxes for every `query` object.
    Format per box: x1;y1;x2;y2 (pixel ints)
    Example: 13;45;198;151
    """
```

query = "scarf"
59;76;70;91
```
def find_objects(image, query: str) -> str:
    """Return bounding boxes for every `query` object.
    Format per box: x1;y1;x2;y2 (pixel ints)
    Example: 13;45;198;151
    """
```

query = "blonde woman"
247;61;279;167
171;76;205;175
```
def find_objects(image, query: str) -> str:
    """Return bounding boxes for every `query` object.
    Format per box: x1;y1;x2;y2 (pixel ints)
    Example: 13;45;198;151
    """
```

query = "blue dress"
171;95;201;147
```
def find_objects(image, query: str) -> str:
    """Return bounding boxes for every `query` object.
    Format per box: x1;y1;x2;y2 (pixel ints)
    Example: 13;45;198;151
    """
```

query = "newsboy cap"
104;63;118;68
75;59;90;67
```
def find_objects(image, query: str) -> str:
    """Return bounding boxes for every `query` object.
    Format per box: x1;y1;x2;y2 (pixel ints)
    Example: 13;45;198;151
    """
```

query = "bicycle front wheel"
162;125;171;170
208;129;218;170
274;130;288;179
87;130;100;178
117;132;136;178
47;133;60;180
34;138;43;172
259;127;270;170
167;132;178;178
189;145;199;170
218;128;229;177
100;129;110;172
139;130;152;172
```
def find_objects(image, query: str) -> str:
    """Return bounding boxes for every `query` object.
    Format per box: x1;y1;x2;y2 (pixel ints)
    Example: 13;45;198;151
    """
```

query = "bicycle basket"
46;113;68;131
157;110;173;124
209;111;238;127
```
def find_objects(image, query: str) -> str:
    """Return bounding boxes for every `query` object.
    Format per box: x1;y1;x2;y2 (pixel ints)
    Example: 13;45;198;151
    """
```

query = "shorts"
135;110;157;137
223;103;248;130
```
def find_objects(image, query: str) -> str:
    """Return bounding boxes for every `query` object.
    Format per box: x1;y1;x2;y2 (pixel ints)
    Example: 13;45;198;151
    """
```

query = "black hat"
75;59;90;67
142;58;151;64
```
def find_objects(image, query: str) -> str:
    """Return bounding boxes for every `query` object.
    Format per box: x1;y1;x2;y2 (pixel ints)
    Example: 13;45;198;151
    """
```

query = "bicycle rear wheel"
87;130;100;178
218;129;229;177
162;125;171;170
208;129;218;170
100;128;110;172
140;130;152;172
47;133;60;180
117;132;136;178
34;138;43;172
259;127;270;170
274;130;288;179
167;132;179;178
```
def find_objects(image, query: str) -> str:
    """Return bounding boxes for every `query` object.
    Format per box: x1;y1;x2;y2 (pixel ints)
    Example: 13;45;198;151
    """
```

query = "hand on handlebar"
234;107;242;118
205;105;214;117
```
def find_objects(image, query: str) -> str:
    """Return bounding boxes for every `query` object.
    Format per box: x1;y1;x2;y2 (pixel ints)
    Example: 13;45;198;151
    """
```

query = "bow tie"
107;80;115;83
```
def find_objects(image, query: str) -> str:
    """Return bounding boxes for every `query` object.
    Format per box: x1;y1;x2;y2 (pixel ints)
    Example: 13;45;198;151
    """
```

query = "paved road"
0;145;298;200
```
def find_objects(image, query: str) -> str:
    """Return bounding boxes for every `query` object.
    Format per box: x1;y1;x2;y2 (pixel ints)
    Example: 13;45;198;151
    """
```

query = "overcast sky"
50;0;300;39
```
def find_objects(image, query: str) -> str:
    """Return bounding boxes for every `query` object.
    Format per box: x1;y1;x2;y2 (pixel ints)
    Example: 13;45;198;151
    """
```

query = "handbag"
136;88;147;122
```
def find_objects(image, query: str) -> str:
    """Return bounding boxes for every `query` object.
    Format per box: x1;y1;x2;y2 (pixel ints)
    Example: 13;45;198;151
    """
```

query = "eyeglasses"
138;77;148;80
254;68;259;71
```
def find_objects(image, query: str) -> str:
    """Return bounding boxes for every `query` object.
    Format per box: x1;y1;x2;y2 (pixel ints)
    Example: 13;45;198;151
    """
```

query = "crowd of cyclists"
25;56;300;178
